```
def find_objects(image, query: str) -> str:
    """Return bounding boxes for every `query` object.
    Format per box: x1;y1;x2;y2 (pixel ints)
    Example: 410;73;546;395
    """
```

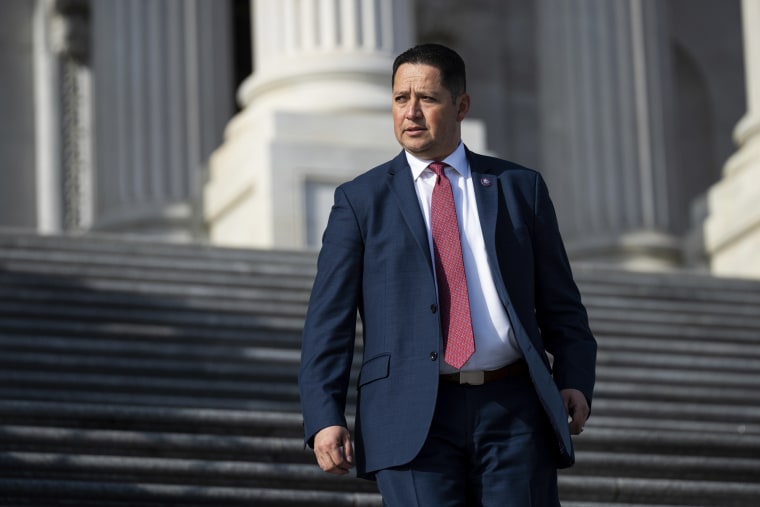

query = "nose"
405;100;421;119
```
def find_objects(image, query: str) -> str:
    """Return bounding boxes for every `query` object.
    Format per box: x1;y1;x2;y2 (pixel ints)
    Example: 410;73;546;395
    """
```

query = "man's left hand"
560;388;589;435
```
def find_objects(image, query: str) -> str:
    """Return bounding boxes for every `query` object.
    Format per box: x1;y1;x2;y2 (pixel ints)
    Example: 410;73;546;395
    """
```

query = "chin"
403;142;432;156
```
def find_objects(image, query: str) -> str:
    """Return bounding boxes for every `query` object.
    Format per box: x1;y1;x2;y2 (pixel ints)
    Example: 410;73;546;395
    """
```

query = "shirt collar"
406;142;469;181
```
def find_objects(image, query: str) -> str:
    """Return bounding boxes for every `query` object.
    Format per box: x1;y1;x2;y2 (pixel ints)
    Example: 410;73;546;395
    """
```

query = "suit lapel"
470;169;498;258
467;148;497;250
469;153;506;304
468;150;576;466
386;152;433;269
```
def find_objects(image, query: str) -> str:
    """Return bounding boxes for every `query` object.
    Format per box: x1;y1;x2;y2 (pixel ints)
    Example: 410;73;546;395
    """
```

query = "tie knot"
429;162;447;177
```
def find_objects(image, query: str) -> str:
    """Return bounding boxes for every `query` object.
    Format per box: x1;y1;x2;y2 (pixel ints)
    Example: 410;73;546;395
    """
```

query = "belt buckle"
458;370;485;385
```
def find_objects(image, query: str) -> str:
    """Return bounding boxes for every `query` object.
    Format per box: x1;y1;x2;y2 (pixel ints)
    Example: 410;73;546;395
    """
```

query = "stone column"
90;0;232;239
205;0;423;248
53;0;93;232
29;0;93;234
239;0;412;112
537;0;681;269
0;1;38;230
705;0;760;278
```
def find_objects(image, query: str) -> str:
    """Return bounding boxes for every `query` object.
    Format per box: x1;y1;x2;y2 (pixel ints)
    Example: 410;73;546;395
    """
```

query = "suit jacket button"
430;352;438;361
430;304;438;313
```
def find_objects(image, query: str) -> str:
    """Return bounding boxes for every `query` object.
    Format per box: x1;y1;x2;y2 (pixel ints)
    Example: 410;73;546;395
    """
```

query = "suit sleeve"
299;186;364;446
531;173;597;404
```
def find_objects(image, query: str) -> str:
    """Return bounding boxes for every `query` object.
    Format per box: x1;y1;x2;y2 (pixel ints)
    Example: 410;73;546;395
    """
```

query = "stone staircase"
0;229;759;506
559;268;760;506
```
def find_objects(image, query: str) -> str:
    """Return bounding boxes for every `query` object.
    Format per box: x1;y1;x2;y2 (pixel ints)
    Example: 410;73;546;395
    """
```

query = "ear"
456;93;470;121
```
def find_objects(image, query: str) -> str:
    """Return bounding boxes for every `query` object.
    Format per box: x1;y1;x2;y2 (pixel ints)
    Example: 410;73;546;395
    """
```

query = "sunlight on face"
392;63;470;161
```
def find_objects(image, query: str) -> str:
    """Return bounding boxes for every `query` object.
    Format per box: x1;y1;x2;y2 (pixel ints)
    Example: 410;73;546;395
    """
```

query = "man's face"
392;63;470;161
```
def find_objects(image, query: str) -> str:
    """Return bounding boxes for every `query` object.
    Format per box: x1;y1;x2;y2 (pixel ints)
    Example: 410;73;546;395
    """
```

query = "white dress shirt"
407;143;523;374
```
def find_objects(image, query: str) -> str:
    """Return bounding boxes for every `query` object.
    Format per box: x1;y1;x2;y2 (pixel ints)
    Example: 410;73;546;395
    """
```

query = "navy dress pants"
375;374;561;507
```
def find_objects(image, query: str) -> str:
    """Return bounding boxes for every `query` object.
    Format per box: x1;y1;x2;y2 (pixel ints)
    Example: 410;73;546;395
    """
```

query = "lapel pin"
480;177;492;187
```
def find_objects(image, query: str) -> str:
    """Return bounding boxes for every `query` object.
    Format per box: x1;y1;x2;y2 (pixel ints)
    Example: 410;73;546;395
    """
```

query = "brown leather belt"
440;360;529;385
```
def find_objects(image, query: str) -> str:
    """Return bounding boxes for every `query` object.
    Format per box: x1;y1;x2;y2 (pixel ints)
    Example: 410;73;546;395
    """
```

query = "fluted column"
2;1;45;230
538;0;680;269
205;0;420;249
27;0;93;234
91;0;232;239
239;0;412;112
705;0;760;278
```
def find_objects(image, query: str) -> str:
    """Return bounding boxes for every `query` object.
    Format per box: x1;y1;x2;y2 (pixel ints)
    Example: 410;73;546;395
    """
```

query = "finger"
313;426;354;474
569;417;584;435
567;402;589;435
316;442;352;474
329;446;351;471
564;395;589;435
342;431;354;465
317;450;350;475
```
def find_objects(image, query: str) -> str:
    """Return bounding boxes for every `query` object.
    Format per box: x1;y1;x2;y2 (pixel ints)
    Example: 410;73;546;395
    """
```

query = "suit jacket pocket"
358;353;390;388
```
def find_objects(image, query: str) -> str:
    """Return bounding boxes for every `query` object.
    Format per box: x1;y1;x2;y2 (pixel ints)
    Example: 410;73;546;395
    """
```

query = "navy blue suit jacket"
299;148;597;478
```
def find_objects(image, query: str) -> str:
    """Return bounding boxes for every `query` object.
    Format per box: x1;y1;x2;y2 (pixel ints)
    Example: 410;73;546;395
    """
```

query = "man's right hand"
313;425;354;475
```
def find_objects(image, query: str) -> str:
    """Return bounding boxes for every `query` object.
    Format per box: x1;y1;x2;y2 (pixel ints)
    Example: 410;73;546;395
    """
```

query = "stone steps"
2;229;760;505
559;476;760;506
0;478;383;507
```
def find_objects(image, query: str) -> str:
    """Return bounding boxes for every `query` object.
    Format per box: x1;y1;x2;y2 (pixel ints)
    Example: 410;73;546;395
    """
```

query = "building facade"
1;0;758;277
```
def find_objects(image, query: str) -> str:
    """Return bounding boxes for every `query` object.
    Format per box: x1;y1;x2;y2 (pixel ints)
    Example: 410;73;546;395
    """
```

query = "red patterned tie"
429;162;475;369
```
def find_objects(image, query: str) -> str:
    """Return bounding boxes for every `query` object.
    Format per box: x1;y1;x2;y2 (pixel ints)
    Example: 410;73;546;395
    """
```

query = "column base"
204;106;398;250
204;105;489;250
565;230;683;271
92;201;201;242
704;133;760;278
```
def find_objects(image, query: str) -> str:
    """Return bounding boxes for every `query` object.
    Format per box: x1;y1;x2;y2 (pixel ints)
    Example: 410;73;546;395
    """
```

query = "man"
299;43;596;506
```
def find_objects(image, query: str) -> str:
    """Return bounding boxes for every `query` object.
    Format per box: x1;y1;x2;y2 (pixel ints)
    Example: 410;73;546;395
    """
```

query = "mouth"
404;126;426;135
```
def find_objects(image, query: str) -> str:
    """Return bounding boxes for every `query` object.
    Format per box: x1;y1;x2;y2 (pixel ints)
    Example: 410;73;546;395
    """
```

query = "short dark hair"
392;43;467;99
